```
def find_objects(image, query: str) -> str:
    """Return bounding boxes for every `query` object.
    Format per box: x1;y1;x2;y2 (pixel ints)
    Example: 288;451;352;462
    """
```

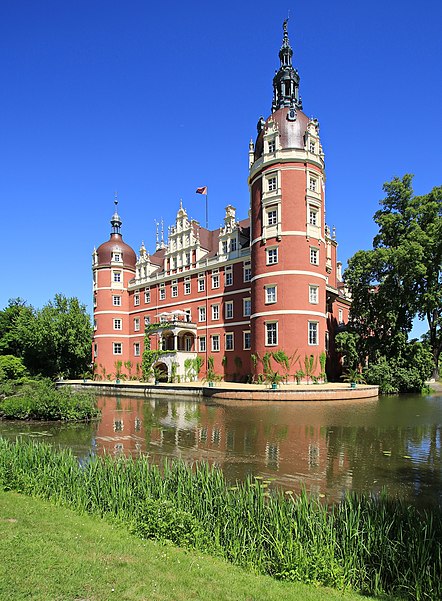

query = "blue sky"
1;1;441;336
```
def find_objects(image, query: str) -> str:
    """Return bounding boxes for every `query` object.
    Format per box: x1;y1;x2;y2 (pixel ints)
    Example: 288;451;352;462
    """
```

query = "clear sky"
1;0;441;337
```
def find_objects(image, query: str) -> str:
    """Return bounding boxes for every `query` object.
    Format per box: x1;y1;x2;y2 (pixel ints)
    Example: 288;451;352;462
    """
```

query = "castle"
92;21;350;383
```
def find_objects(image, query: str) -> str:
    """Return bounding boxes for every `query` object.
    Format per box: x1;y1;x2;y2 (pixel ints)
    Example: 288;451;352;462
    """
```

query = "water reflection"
1;391;442;507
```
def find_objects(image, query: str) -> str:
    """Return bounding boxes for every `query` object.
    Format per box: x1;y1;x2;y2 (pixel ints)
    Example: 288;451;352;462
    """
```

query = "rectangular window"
225;333;234;351
113;319;122;330
113;342;122;355
243;298;251;317
198;306;206;322
171;280;178;298
134;342;140;357
266;247;278;265
309;140;316;153
309;285;319;304
222;240;228;254
267;209;278;226
212;304;219;320
144;316;150;326
172;257;177;269
225;266;233;286
225;301;233;319
230;238;237;252
339;308;344;324
243;261;252;282
212;270;220;289
144;288;150;303
268;139;275;153
265;285;277;304
159;283;166;300
310;247;319;265
93;343;98;358
185;309;192;323
243;331;251;350
134;318;140;331
112;295;121;306
134;294;140;306
198;275;205;292
113;271;121;283
268;176;277;191
93;319;97;331
184;277;191;295
309;322;318;345
309;177;317;192
113;253;121;262
309;209;318;226
185;252;191;266
211;335;220;352
199;336;206;352
266;322;278;346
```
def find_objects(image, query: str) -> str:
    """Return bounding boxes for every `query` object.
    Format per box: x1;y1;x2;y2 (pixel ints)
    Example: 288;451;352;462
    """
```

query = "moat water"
1;390;442;507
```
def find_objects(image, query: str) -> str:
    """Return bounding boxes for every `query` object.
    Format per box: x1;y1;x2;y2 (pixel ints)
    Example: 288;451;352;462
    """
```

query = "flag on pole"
196;186;208;195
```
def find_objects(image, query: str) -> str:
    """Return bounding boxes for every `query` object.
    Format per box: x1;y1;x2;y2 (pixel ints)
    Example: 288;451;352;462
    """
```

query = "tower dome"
96;199;136;268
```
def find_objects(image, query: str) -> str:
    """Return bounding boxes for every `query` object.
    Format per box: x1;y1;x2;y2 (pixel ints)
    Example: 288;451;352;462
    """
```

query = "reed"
0;437;441;600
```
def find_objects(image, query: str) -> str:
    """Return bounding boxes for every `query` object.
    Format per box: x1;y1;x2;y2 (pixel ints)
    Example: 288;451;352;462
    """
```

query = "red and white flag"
196;186;208;195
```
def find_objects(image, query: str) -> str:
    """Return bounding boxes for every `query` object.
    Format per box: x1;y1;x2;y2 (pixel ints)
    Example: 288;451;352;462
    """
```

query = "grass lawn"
0;491;381;601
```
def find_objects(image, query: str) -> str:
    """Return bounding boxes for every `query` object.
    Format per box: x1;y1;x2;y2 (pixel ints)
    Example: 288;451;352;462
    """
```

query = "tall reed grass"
0;438;440;600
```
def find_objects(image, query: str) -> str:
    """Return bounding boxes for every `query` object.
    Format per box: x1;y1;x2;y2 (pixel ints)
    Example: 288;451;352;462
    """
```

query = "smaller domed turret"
96;196;136;268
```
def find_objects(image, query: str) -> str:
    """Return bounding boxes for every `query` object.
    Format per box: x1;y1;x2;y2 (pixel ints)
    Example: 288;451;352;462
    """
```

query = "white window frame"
266;247;278;265
308;321;319;345
338;308;344;324
243;261;251;282
184;276;191;295
113;319;122;330
212;304;219;321
225;300;234;319
230;238;237;252
309;177;317;192
113;270;121;283
134;318;140;332
225;332;234;351
267;208;278;226
268;175;277;192
134;342;140;357
310;247;319;265
211;335;220;352
225;266;233;286
113;342;122;355
198;306;206;322
144;288;150;304
309;208;318;226
134;293;140;306
159;283;166;300
243;298;251;317
265;322;278;346
171;280;178;298
198;275;205;292
144;316;150;326
212;270;220;289
265;285;277;304
309;140;316;153
243;331;251;350
268;139;276;153
309;285;319;304
112;295;121;306
199;336;206;352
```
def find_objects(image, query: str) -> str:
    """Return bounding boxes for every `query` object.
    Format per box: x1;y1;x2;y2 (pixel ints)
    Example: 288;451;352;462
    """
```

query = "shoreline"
60;379;379;402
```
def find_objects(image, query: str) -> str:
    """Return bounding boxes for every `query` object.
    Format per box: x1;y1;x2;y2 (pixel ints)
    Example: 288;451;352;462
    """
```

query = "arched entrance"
154;362;168;382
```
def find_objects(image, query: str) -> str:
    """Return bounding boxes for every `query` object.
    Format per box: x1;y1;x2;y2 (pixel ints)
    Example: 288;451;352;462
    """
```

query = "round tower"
249;20;327;380
92;198;136;379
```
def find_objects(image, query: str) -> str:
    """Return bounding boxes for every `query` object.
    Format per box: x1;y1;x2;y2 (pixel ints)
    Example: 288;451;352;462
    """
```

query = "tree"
344;175;441;378
14;294;92;379
0;298;32;357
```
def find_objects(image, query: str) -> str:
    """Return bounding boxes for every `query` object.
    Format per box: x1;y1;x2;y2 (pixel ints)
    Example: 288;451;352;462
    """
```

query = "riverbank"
62;379;379;401
0;490;376;601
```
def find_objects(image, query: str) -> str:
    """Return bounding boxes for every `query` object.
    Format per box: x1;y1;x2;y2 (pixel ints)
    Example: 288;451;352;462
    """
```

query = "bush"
0;379;99;421
0;355;28;381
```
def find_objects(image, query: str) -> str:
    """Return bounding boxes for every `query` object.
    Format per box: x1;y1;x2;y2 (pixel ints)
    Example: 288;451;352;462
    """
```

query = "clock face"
287;108;297;122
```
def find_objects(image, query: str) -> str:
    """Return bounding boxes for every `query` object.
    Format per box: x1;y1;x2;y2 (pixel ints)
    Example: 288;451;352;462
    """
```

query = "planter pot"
116;379;120;384
208;382;214;387
350;382;356;389
271;383;278;390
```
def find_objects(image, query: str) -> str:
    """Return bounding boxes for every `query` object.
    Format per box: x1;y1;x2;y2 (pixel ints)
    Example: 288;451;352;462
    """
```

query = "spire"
110;192;122;236
272;20;302;113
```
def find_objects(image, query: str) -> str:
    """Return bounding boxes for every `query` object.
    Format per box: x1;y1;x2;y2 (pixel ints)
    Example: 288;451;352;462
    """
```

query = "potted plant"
343;367;365;388
266;369;283;390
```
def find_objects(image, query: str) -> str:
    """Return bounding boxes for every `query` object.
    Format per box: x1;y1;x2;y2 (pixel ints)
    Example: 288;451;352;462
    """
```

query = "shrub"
0;355;28;381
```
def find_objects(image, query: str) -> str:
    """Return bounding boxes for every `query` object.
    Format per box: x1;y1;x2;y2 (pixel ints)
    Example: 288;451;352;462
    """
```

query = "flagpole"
205;191;208;229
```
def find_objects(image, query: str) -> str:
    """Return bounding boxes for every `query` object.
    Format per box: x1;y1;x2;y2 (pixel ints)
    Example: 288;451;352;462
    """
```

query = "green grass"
0;490;376;601
1;438;440;600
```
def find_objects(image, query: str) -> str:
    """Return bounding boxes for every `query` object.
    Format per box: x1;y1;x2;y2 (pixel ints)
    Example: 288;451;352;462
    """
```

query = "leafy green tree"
344;175;442;378
0;298;32;357
14;294;92;379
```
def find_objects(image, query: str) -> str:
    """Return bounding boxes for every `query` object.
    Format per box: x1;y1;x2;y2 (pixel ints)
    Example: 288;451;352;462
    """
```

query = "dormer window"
222;240;228;254
113;253;121;262
230;238;237;252
268;139;276;153
309;141;316;153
